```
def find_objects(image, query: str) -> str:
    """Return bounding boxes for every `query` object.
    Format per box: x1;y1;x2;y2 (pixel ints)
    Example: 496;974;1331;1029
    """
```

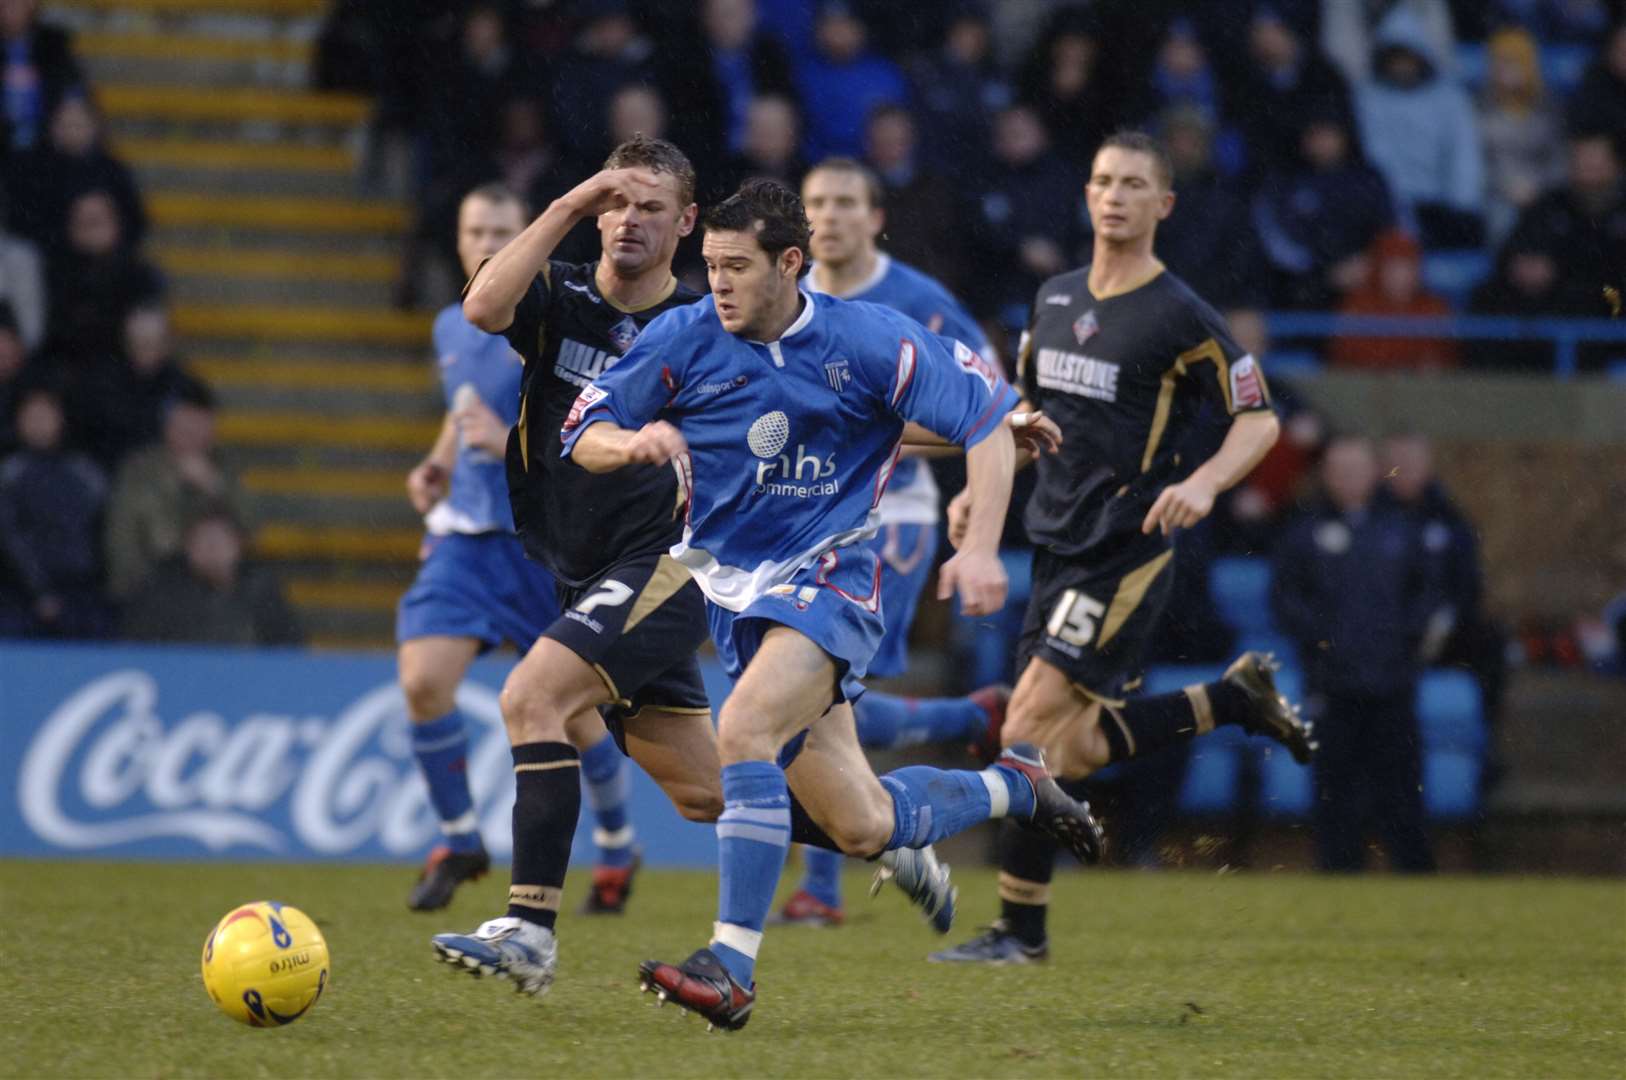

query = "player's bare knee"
716;703;777;764
499;675;567;743
400;667;455;722
825;805;892;858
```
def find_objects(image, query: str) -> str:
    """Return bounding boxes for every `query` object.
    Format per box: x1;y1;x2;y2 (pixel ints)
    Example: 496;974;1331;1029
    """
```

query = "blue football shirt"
425;303;522;535
560;290;1018;611
809;253;996;525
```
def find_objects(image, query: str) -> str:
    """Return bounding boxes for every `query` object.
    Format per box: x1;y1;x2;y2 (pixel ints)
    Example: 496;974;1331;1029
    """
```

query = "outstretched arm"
1141;410;1279;536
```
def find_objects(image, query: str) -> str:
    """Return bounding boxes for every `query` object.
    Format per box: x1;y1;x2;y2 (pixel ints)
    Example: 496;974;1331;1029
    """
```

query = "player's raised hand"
938;549;1007;616
1007;409;1062;456
945;488;973;549
565;167;668;219
407;461;447;514
1141;475;1218;536
623;420;688;467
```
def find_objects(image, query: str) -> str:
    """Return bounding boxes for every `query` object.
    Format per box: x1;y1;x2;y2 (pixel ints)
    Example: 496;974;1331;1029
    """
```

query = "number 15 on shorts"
1046;589;1105;650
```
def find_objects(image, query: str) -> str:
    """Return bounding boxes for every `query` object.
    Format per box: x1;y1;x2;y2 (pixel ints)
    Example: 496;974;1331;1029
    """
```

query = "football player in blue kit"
429;142;964;1002
770;158;1016;926
563;179;1103;1031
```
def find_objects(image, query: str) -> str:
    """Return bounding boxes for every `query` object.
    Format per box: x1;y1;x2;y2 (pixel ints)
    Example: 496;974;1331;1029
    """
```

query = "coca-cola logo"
17;669;515;856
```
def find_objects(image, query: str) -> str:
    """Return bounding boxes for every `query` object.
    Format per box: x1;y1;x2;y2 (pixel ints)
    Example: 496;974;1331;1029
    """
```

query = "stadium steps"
74;0;431;646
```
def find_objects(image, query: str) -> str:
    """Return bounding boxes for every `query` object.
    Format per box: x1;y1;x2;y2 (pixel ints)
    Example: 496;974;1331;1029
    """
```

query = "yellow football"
201;901;330;1027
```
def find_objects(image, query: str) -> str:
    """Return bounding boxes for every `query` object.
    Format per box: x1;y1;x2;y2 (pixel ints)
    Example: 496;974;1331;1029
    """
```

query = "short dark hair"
462;182;527;216
1096;130;1174;189
807;156;884;210
703;178;812;278
603;133;696;206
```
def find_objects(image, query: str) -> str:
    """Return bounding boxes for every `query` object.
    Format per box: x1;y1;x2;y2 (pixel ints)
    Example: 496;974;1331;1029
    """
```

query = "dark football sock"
506;742;581;931
789;792;844;854
997;819;1056;946
1100;678;1253;764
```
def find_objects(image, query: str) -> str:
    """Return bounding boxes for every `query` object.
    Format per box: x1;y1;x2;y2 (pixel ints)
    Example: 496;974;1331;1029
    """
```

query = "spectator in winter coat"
793;1;907;163
904;1;1011;187
0;0;83;155
1330;228;1459;371
103;380;244;601
1566;19;1626;138
1014;5;1112;169
1272;433;1440;873
44;188;164;363
1500;132;1626;328
1252;109;1396;308
1478;28;1568;246
6;94;146;253
862;105;971;294
1353;6;1485;245
1230;2;1354;178
122;508;302;647
69;303;207;472
0;383;111;638
967;104;1084;319
1155;105;1263;308
657;0;795;178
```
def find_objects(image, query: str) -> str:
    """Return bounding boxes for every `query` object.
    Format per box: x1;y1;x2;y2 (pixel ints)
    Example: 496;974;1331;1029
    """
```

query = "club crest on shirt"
608;316;641;354
1072;309;1099;344
824;358;852;392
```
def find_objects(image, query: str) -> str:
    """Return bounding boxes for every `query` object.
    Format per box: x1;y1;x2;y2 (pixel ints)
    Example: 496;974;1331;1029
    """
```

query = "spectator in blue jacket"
0;383;111;639
1352;5;1485;246
904;1;1009;188
1252;108;1396;308
793;1;906;163
1272;433;1440;873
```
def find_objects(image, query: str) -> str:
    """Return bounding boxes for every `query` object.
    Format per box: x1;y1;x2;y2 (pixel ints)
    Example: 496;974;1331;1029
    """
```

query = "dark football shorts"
1017;540;1176;705
543;551;713;751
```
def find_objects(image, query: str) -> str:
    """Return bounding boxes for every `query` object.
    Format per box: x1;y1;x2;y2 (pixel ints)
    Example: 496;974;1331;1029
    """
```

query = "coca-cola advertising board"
1;643;727;864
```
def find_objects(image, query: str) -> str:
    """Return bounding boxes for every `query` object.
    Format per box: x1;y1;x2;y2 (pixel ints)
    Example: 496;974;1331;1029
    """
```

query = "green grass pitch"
2;860;1621;1078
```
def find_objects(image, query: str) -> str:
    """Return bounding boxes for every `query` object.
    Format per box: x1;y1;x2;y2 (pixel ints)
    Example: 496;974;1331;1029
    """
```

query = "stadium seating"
1147;558;1488;821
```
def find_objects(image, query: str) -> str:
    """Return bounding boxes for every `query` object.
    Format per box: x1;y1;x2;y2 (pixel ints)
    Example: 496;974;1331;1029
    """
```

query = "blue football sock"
711;761;791;987
854;691;988;750
580;733;635;869
799;846;845;909
411;711;481;853
879;764;1037;850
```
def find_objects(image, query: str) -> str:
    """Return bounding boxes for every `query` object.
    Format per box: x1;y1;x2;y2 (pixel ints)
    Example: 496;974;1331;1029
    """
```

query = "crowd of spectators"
0;0;297;646
322;0;1626;371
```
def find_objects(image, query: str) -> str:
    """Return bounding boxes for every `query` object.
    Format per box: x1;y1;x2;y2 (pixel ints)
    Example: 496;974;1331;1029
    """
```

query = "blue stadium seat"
1423;751;1482;821
1210;556;1273;635
1423;250;1492;311
1543;44;1592;96
1455;43;1486;87
1176;727;1248;815
1256;743;1313;818
1266;348;1323;376
1142;663;1224;696
1416;669;1487;753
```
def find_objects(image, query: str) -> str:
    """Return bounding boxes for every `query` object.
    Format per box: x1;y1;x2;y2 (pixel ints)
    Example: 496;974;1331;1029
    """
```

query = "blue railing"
1265;313;1626;379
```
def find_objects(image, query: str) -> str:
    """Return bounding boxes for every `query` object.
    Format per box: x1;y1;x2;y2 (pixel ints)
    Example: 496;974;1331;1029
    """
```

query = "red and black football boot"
769;889;845;927
998;742;1105;865
967;684;1012;764
407;844;491;911
579;851;642;915
637;948;755;1032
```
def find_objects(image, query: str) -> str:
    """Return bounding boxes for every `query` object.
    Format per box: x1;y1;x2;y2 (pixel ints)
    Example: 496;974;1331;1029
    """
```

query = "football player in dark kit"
430;136;721;994
933;132;1317;964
